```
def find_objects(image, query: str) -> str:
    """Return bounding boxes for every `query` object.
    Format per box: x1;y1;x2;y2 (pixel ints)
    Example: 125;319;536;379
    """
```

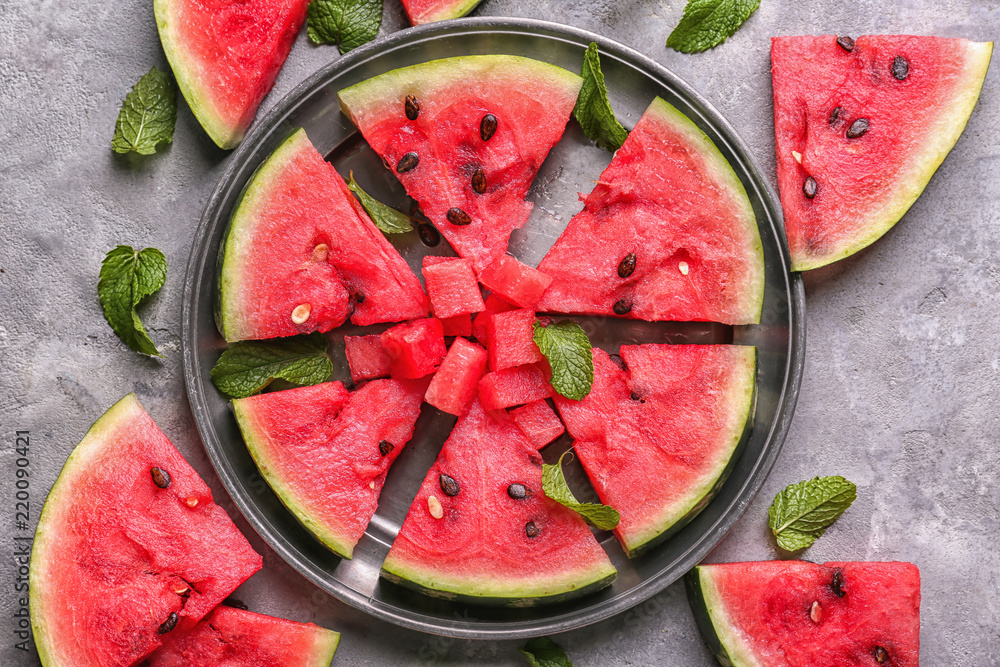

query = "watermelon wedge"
536;97;765;325
772;35;992;271
400;0;483;25
232;379;426;559
554;345;756;557
154;0;309;149
338;56;583;273
686;561;920;666
382;399;616;604
144;605;340;666
30;395;262;667
216;128;429;342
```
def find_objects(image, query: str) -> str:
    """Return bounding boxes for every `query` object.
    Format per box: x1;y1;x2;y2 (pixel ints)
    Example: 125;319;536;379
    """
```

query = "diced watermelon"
400;0;483;25
478;254;553;309
471;293;517;345
344;334;391;382
381;318;447;379
422;257;486;318
439;313;473;337
509;400;565;449
487;308;543;371
424;337;488;416
478;364;553;411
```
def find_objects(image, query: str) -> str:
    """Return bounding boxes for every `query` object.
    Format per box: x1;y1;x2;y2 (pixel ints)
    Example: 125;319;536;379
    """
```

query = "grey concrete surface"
1;0;998;664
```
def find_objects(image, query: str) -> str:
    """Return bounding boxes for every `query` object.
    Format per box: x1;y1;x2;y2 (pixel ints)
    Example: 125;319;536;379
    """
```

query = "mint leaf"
347;172;413;234
532;320;593;401
521;637;573;667
307;0;382;54
98;246;167;356
572;42;628;151
542;452;619;531
211;333;333;398
112;67;177;155
666;0;760;54
768;476;857;551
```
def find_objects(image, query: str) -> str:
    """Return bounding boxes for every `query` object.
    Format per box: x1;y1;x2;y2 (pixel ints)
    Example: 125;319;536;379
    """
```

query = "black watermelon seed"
480;113;498;141
354;291;366;304
447;207;472;226
803;177;818;199
417;223;440;247
158;612;179;634
525;521;540;538
836;35;855;52
873;646;889;663
471;168;487;194
831;568;847;597
396;152;419;173
892;55;909;80
223;597;248;610
378;440;395;457
439;473;460;497
609;353;626;370
618;253;637;278
507;483;529;499
846;118;870;139
612;299;632;315
630;391;642;402
404;94;420;120
150;467;171;489
829;106;844;125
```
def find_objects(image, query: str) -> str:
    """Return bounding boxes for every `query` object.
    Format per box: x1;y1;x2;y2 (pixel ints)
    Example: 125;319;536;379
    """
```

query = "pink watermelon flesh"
232;379;426;559
479;364;554;411
440;313;473;337
381;318;447;379
478;254;553;309
487;308;543;371
472;292;517;345
338;56;583;273
143;605;340;666
687;561;920;667
154;0;308;149
536;97;765;325
344;334;392;382
382;398;616;603
509;400;565;449
553;345;756;556
422;257;486;318
400;0;483;25
424;337;488;416
771;35;992;271
29;395;262;667
216;128;429;342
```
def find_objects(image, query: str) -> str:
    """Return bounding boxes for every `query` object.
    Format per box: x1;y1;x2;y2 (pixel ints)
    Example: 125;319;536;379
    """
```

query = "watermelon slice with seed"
30;395;262;667
232;379;426;559
382;398;616;604
686;561;920;666
536;97;765;325
554;345;756;557
401;0;483;25
772;35;992;271
338;56;583;273
216;129;429;342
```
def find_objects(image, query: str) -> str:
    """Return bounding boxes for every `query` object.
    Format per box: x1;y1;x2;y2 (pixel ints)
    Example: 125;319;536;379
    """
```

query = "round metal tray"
182;17;805;640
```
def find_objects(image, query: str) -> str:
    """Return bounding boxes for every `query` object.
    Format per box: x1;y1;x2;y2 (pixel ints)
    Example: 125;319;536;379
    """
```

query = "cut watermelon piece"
30;395;262;667
472;292;517;345
554;345;756;556
145;605;340;666
487;308;543;371
344;334;392;382
400;0;483;25
509;399;565;449
772;36;992;271
424;337;488;416
339;56;583;272
232;379;426;558
422;257;486;318
382;399;615;603
479;364;554;411
216;129;429;342
440;313;473;337
536;97;765;325
686;561;920;667
154;0;308;149
381;318;447;379
478;254;553;308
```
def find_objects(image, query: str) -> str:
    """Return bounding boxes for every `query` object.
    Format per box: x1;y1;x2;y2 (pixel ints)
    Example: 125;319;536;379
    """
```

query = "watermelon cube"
487;308;543;371
478;254;553;309
422;257;485;319
439;313;473;337
425;337;488;416
478;364;554;411
509;399;565;449
471;293;517;345
380;318;447;379
344;334;391;382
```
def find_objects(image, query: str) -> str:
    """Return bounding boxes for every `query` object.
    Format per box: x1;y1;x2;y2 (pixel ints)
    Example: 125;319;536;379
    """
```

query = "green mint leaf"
347;172;413;234
211;333;333;398
768;476;857;551
307;0;382;54
98;245;167;356
532;320;594;401
572;42;629;151
112;67;177;155
666;0;760;54
521;637;573;667
542;452;619;531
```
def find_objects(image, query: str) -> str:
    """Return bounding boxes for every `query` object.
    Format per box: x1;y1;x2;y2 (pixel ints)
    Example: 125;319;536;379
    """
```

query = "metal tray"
181;17;805;640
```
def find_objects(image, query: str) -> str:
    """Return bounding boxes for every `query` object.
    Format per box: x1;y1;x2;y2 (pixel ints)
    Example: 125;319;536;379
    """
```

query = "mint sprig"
211;333;333;398
768;476;857;551
347;172;413;234
521;637;573;667
666;0;760;54
542;452;619;531
532;320;594;401
112;67;177;155
572;43;628;151
98;246;167;356
307;0;382;54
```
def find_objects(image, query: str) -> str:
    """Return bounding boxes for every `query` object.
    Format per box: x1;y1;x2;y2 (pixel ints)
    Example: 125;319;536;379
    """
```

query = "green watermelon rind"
305;628;341;667
409;0;484;24
684;565;761;667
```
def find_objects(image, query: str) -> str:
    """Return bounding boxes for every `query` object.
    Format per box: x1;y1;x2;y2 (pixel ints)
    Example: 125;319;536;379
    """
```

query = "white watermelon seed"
679;261;689;276
185;497;198;508
313;244;329;262
792;150;802;164
291;304;311;324
809;600;822;623
369;481;375;490
428;495;444;519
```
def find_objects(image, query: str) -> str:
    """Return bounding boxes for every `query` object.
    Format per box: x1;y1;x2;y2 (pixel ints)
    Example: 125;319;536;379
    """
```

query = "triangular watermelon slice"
382;399;616;604
401;0;484;25
216;128;430;342
154;0;309;149
338;56;583;273
30;395;262;667
535;97;765;325
772;35;992;271
553;344;756;557
232;379;427;559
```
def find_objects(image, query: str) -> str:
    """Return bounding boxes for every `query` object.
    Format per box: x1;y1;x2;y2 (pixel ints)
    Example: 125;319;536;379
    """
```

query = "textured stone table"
2;0;998;664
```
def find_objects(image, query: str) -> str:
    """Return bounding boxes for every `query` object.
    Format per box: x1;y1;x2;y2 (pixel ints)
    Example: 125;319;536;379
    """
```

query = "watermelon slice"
216;128;429;342
30;395;262;667
382;399;616;604
772;35;992;271
400;0;483;25
338;56;583;273
145;605;340;666
232;379;426;559
686;561;920;666
554;345;756;556
154;0;309;149
536;97;765;325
